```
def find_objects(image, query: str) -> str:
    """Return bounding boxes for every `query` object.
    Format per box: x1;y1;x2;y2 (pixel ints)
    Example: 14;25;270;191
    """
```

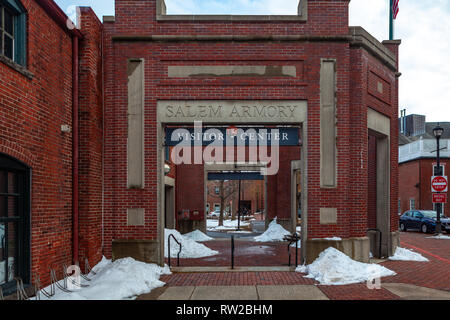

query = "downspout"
101;26;105;253
73;35;79;264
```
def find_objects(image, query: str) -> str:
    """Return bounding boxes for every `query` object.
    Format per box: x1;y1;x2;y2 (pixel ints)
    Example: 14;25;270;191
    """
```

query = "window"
398;199;402;215
433;164;445;176
0;0;26;66
0;154;30;295
214;186;220;195
433;203;445;216
409;198;415;210
413;211;423;219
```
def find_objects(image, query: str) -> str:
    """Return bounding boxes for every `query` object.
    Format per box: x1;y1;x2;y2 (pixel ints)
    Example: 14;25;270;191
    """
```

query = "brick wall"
103;0;399;257
78;7;104;271
0;0;74;285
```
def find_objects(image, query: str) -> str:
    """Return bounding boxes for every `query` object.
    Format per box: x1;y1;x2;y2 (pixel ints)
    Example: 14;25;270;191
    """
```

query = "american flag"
392;0;400;19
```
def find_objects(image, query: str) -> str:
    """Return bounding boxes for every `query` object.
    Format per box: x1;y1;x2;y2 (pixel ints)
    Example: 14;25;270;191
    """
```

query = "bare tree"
208;180;239;226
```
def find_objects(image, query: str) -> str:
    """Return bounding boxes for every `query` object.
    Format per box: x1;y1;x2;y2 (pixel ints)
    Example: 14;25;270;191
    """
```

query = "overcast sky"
54;0;450;122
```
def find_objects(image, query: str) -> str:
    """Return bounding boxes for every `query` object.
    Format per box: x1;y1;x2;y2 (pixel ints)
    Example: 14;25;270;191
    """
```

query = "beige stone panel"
127;208;145;226
320;60;337;188
127;59;145;189
167;66;297;78
320;208;337;225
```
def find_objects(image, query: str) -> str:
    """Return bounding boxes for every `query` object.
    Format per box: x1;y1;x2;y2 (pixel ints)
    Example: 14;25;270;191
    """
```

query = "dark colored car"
399;210;450;233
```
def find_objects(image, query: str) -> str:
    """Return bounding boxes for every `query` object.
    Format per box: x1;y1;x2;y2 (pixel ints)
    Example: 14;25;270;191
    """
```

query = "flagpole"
389;0;394;40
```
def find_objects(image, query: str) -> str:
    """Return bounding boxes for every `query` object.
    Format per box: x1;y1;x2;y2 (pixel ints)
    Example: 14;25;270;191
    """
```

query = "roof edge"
34;0;83;38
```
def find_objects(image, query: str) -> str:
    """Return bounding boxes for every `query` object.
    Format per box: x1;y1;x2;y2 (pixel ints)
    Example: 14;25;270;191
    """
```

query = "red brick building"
206;179;265;216
1;0;401;293
103;0;401;266
399;138;450;216
0;0;103;294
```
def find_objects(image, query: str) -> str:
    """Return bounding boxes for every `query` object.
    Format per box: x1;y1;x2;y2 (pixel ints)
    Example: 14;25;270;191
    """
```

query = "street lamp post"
433;124;444;235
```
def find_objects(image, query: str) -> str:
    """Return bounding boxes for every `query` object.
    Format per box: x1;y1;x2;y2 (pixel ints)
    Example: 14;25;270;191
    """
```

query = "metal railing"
168;234;182;267
285;233;300;268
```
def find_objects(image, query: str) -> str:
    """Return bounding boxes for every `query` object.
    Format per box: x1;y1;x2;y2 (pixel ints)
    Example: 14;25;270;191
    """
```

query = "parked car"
399;210;450;233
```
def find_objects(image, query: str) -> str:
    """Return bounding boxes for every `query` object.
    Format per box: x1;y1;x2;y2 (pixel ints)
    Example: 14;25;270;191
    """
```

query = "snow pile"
207;219;250;231
37;257;171;300
427;234;450;240
184;229;214;242
253;218;291;242
296;247;396;285
389;247;429;262
165;229;218;258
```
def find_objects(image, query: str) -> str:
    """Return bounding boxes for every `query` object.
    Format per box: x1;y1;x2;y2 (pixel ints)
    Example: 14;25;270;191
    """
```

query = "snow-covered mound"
427;234;450;240
296;247;396;285
184;229;214;242
37;257;171;300
207;219;250;231
165;229;218;258
389;247;429;262
253;218;291;242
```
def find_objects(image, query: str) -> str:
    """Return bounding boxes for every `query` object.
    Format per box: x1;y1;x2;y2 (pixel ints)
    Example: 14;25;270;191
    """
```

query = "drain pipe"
72;35;80;264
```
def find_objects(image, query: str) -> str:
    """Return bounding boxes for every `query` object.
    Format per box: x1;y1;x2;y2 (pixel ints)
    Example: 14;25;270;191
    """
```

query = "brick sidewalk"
155;231;450;300
166;240;292;267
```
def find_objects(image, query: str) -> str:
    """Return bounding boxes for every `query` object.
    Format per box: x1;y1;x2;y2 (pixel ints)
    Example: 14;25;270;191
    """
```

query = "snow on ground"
236;246;275;256
183;229;214;242
253;218;291;242
389;247;429;262
207;219;250;231
427;234;450;240
312;237;342;241
296;247;396;286
36;257;171;300
165;229;218;258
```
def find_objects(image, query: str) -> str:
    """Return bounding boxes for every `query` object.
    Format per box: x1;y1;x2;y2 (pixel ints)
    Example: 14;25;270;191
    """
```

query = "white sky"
54;0;450;122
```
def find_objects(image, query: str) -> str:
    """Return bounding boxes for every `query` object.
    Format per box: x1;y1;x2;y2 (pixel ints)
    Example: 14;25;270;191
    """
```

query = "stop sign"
431;176;448;193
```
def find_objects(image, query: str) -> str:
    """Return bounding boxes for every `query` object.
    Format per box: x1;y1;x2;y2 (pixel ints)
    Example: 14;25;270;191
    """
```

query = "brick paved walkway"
165;240;292;267
381;231;450;291
155;231;450;300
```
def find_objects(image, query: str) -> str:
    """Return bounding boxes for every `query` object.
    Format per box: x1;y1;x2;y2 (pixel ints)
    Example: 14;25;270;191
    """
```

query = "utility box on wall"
177;209;205;234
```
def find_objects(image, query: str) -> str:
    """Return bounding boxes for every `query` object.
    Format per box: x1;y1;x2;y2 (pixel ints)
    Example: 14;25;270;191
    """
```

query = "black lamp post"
433;123;444;235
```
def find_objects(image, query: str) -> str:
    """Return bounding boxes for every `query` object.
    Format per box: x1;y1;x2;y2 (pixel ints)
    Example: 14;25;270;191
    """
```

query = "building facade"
399;138;450;216
1;0;401;293
103;0;401;266
0;0;103;293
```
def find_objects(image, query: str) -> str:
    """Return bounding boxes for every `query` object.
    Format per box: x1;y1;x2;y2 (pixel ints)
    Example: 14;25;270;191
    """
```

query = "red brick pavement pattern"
165;240;293;267
317;284;400;300
160;272;316;287
160;232;449;299
380;231;450;291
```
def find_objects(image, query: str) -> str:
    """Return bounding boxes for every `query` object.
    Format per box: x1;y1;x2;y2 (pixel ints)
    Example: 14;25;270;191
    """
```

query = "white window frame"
409;198;415;210
433;164;445;176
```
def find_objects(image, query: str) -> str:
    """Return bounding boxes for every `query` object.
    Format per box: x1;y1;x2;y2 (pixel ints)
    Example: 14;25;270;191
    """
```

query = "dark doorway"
0;154;30;295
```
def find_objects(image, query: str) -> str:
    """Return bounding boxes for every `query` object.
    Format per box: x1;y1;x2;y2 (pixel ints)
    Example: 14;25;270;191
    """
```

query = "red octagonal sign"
431;176;448;193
